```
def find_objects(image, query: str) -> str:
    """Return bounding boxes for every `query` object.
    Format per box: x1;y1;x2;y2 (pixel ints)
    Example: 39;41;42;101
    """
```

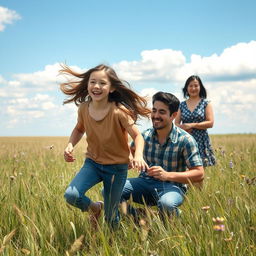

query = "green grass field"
0;135;255;256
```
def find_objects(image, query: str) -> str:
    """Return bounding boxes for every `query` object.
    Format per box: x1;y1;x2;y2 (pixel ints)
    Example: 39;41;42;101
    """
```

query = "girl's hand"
128;148;134;169
128;155;134;169
64;143;76;162
132;156;149;172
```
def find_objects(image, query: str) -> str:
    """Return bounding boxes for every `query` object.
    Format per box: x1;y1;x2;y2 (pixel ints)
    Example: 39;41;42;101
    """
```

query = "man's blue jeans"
121;176;186;216
64;158;128;226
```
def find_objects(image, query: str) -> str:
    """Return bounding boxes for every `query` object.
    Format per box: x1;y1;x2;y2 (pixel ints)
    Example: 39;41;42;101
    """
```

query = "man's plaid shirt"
134;124;203;188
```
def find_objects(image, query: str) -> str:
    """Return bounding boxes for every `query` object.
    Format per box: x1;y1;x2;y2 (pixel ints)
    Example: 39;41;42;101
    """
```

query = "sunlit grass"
0;135;255;255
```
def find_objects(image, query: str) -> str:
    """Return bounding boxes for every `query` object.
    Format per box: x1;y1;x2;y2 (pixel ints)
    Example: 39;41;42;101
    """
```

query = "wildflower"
229;160;234;169
212;217;225;224
10;175;16;181
213;224;225;231
201;206;210;212
212;217;225;232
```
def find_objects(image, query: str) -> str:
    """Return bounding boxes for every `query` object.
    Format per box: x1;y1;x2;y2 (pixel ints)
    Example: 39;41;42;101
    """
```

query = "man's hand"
147;166;170;181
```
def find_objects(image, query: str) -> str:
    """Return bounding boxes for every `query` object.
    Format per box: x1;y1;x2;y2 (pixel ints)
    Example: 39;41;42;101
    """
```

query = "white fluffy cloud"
13;63;65;90
5;94;58;122
0;6;21;31
113;49;185;82
113;41;256;84
177;41;256;81
0;41;255;135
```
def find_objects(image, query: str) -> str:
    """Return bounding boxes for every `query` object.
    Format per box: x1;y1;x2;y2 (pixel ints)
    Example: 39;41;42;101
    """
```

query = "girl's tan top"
78;102;134;165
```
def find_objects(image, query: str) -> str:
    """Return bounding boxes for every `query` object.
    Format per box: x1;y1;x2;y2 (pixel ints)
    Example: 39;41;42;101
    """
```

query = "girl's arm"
126;124;148;171
64;122;85;162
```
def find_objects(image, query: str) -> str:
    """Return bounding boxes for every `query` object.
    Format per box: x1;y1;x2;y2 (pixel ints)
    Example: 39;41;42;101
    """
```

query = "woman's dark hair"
182;75;207;99
59;64;151;121
153;91;180;116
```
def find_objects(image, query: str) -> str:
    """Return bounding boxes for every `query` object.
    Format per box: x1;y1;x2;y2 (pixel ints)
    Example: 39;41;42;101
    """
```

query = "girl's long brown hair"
59;64;151;121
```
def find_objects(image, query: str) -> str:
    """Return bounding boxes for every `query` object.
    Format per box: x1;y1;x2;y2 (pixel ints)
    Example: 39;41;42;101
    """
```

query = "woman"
175;75;215;166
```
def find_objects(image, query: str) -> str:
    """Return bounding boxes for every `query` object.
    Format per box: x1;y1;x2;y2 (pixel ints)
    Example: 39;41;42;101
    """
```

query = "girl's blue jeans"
64;158;128;227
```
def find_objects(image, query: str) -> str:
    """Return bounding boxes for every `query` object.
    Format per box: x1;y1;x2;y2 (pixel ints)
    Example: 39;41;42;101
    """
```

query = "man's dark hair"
152;91;180;116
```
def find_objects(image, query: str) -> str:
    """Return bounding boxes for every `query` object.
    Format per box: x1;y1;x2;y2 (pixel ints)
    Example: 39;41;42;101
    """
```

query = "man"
121;92;204;218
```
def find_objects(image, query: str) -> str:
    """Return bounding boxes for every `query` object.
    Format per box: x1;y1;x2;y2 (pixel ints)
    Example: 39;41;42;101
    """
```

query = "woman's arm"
181;103;214;131
175;108;193;133
192;102;214;129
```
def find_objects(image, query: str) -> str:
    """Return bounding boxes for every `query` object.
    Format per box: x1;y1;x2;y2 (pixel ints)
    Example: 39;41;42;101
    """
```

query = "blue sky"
0;0;256;136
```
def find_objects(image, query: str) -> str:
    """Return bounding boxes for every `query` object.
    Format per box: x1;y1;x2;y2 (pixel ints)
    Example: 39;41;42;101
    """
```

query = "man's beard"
152;118;165;130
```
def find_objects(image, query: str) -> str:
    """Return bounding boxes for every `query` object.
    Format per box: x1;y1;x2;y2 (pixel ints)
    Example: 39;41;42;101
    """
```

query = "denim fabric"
121;176;185;216
130;125;203;191
64;158;128;226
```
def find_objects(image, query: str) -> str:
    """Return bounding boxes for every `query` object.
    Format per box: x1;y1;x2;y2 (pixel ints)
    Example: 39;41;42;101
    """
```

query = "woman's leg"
64;158;102;211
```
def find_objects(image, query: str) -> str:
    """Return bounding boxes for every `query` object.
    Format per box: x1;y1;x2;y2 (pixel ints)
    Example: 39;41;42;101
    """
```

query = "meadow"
0;135;255;256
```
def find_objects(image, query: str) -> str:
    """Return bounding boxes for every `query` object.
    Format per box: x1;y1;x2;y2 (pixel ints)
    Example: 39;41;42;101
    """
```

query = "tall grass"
0;135;255;255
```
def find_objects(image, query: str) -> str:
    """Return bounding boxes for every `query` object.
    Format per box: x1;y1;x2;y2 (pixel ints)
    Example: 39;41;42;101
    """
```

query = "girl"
175;75;216;167
60;64;151;228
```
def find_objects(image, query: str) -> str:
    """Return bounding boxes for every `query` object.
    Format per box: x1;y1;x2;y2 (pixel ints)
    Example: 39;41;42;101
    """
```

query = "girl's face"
187;79;200;98
88;70;113;102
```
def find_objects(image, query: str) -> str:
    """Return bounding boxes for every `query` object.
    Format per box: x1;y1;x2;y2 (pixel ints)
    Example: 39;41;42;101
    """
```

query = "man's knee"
158;198;178;211
157;193;184;214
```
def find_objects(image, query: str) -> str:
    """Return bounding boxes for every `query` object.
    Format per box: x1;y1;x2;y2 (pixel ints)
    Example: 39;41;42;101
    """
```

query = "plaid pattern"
133;124;202;181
